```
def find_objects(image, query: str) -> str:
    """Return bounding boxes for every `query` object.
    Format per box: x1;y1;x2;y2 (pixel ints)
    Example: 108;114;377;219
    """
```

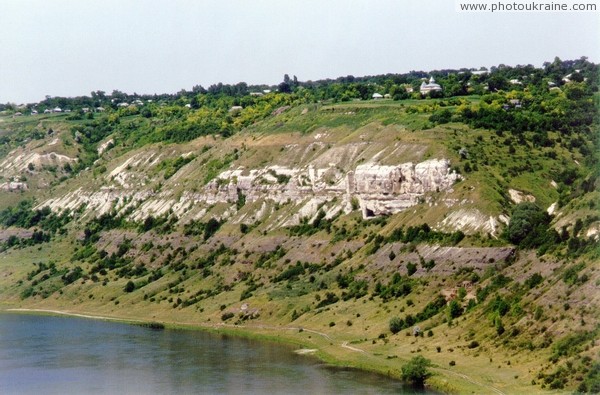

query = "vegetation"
0;57;598;394
401;355;432;387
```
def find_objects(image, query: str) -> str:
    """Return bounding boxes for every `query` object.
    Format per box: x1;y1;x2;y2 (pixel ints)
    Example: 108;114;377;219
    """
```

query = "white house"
372;93;383;100
53;107;62;113
420;77;442;95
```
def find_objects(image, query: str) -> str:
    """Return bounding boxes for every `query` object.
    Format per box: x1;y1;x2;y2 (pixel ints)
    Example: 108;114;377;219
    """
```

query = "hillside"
1;58;599;394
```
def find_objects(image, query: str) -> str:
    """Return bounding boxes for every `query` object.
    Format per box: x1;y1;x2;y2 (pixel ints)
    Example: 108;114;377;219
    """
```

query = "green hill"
0;58;598;394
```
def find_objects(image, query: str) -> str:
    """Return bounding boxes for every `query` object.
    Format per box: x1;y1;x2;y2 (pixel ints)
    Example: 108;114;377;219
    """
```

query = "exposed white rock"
547;202;558;215
586;223;600;240
353;159;461;217
0;181;28;191
37;156;462;228
0;151;76;173
440;208;498;234
97;139;114;155
509;189;535;204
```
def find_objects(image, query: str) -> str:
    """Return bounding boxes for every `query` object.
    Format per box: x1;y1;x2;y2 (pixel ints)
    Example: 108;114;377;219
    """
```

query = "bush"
221;312;234;321
389;317;404;334
124;280;135;293
401;355;432;387
407;262;417;276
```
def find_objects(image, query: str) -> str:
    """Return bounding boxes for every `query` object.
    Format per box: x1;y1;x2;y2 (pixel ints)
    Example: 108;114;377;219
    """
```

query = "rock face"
0;181;28;191
352;159;460;217
0;151;76;173
40;157;460;225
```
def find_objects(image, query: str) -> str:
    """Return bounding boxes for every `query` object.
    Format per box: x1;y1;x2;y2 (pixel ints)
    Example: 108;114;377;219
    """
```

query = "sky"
0;0;599;104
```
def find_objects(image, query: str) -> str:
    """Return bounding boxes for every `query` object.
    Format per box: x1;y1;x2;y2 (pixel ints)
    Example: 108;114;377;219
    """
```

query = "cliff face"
352;159;460;217
39;157;460;226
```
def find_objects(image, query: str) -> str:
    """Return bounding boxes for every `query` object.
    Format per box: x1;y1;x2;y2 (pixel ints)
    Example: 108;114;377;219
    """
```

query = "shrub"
468;340;480;349
221;312;234;321
389;317;404;334
525;273;543;289
448;299;463;319
407;262;417;276
124;280;135;293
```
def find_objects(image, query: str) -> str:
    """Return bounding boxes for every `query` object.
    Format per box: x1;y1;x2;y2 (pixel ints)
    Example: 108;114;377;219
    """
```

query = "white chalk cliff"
40;157;460;225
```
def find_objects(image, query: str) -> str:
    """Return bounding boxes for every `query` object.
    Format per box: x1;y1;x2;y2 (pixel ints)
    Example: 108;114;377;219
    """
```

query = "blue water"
0;313;430;394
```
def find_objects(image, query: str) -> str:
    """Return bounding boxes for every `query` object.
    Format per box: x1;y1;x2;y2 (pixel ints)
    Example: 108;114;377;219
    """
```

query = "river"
0;313;431;394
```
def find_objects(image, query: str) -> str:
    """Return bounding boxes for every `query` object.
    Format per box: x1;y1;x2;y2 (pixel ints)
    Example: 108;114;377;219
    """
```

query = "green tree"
504;202;552;248
448;299;463;319
401;355;432;387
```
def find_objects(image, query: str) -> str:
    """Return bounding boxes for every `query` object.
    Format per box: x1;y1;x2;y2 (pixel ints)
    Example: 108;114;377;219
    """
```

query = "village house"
372;93;383;100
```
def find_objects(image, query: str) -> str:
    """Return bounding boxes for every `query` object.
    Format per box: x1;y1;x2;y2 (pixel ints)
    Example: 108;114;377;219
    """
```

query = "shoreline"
2;307;504;394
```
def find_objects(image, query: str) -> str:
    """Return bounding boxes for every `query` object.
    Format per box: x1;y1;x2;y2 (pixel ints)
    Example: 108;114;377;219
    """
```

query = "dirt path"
6;308;145;323
341;341;367;353
434;367;506;395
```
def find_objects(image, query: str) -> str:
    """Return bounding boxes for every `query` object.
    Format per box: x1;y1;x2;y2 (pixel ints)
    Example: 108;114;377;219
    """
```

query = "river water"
0;313;431;394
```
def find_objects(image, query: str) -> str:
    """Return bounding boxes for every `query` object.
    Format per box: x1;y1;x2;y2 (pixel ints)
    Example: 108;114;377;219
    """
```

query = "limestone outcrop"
39;157;460;225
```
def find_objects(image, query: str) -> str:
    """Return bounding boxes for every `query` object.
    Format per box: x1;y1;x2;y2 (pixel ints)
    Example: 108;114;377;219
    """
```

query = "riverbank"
1;305;510;394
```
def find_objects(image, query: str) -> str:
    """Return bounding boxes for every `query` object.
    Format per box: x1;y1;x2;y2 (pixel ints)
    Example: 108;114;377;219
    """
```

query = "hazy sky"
1;0;598;103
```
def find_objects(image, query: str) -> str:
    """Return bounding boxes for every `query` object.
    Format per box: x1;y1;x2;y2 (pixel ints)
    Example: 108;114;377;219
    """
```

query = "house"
31;110;38;115
53;107;62;113
96;107;105;112
44;109;52;114
420;77;442;95
372;93;383;100
509;79;522;85
250;92;264;97
229;105;243;113
13;112;22;116
117;102;129;107
384;93;391;99
82;108;90;113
